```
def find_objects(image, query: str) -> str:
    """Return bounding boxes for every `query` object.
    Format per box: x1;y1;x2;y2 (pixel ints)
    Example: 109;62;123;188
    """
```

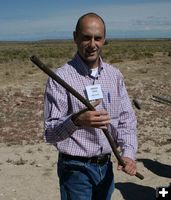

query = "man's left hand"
117;157;137;176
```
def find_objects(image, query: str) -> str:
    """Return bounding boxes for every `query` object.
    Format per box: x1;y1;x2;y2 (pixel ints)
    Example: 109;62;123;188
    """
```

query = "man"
44;12;138;200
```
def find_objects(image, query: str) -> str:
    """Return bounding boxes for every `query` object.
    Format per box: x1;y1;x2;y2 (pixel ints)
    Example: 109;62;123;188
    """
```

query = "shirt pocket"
103;91;121;120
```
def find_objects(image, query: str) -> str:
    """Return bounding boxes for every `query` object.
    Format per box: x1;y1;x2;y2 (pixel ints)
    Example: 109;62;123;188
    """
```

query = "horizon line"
0;37;171;43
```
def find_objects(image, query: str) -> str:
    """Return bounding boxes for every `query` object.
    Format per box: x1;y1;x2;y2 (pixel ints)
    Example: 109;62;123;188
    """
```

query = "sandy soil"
0;143;170;200
0;51;171;200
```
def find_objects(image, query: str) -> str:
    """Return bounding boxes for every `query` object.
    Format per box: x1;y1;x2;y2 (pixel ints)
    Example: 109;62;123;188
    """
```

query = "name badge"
86;84;103;101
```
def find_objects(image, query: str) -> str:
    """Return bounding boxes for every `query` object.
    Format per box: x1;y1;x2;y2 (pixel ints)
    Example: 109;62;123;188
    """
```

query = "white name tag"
86;84;103;101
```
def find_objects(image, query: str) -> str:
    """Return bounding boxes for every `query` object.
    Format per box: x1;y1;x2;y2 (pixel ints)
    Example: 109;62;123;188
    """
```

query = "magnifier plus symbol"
159;188;168;197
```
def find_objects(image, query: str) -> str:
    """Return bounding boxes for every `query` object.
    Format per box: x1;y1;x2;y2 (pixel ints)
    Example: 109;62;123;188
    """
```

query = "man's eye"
95;37;102;41
83;36;91;41
82;36;103;41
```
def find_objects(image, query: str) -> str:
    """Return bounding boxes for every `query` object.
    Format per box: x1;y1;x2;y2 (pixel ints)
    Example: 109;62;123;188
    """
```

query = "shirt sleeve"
111;71;138;160
44;76;78;144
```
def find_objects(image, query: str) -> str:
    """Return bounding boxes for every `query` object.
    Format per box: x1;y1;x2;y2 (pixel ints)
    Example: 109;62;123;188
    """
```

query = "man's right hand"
71;100;110;129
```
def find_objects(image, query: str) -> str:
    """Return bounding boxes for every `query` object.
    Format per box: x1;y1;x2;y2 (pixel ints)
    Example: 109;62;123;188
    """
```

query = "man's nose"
89;38;96;48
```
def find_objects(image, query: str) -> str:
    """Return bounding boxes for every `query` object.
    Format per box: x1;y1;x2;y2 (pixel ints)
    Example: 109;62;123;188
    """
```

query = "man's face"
74;16;105;68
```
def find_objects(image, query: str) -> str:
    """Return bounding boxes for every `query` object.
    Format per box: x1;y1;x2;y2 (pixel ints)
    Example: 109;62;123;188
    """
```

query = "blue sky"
0;0;171;41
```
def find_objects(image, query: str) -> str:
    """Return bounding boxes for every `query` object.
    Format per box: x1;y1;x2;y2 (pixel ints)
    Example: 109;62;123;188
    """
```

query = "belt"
59;153;111;165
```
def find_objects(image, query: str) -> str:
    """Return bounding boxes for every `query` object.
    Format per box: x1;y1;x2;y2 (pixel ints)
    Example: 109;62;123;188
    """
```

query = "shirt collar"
72;53;104;77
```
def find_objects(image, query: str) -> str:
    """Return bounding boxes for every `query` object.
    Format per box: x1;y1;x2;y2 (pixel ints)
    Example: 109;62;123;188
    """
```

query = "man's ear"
103;38;106;45
73;31;77;43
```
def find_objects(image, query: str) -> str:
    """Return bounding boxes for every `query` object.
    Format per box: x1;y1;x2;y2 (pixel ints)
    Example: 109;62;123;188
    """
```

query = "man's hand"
71;100;110;129
74;110;110;129
117;157;137;176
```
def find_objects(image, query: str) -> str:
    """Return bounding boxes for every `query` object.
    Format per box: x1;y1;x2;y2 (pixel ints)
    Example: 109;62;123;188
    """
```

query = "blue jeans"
57;155;115;200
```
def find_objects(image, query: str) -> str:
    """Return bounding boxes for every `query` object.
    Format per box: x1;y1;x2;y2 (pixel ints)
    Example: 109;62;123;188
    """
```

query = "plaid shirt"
44;54;138;160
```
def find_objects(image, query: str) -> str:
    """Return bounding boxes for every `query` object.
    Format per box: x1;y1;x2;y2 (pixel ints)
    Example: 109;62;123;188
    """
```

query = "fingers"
71;100;110;128
125;160;137;176
89;111;110;122
86;110;110;127
72;109;110;128
117;157;137;176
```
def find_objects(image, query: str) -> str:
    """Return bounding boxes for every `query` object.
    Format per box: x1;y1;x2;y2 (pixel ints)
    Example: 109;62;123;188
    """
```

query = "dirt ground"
0;44;171;199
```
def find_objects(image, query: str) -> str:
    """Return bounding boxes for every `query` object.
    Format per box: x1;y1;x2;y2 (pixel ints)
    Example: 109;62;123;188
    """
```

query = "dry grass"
0;39;171;146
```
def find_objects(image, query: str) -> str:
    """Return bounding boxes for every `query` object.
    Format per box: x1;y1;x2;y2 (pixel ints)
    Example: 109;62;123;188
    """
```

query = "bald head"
75;13;106;38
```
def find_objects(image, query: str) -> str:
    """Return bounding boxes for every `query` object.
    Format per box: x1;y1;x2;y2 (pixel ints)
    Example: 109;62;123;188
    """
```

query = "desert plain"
0;39;171;200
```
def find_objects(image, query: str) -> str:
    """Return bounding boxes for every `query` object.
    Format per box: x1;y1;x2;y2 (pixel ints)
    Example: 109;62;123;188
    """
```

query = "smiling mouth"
86;50;97;55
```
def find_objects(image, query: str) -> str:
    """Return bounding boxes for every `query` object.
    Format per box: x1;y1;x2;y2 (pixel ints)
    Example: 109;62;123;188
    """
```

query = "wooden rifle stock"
30;55;144;180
